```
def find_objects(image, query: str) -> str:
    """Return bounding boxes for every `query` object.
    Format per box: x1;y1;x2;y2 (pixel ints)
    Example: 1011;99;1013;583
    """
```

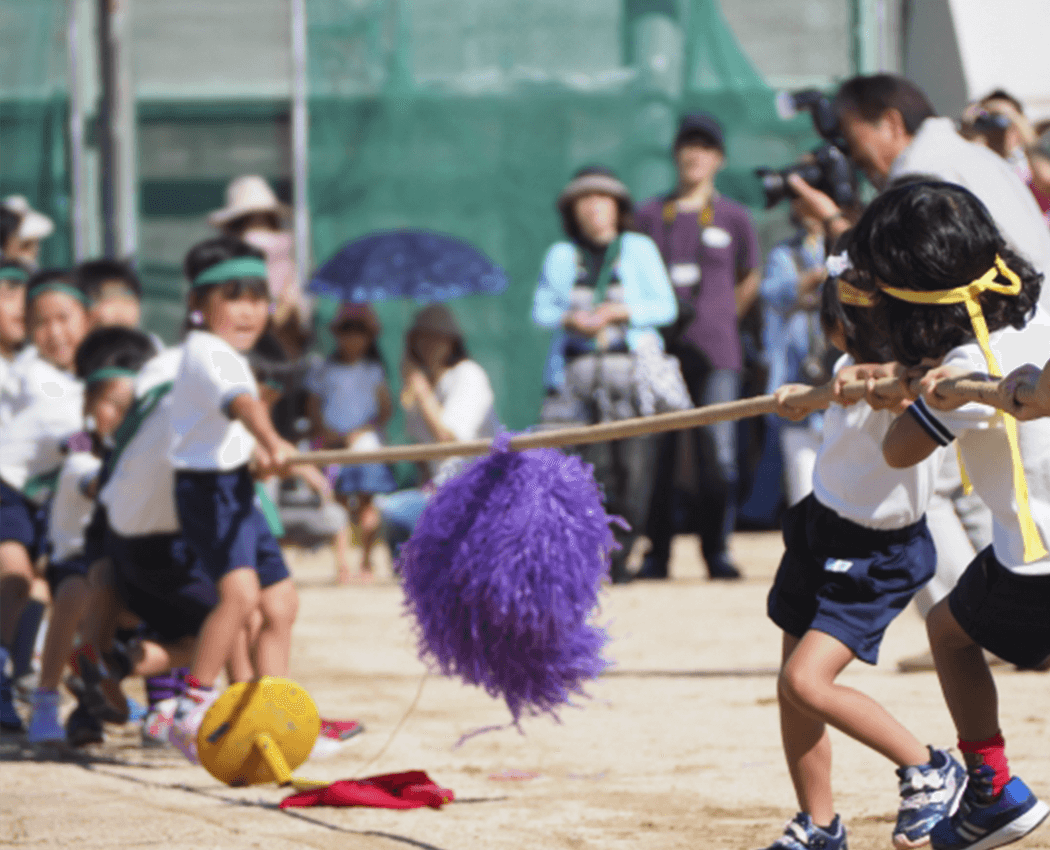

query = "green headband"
27;281;90;306
0;265;28;283
192;256;268;288
85;366;137;385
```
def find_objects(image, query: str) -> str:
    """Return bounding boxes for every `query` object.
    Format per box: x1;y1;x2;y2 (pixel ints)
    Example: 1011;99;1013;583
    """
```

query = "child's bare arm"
228;393;296;475
375;383;393;428
882;410;941;469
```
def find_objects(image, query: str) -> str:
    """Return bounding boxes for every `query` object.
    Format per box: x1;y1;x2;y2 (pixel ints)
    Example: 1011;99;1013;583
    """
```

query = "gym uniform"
44;451;102;595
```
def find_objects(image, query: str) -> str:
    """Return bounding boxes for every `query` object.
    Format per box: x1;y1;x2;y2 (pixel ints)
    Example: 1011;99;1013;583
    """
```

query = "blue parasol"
308;229;509;303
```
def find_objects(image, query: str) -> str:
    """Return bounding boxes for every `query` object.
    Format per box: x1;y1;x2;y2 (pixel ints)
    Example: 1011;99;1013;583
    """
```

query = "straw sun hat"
207;175;290;228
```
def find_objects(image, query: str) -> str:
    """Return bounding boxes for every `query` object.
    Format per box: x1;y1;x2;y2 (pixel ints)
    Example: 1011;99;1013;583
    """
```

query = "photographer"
788;74;1050;291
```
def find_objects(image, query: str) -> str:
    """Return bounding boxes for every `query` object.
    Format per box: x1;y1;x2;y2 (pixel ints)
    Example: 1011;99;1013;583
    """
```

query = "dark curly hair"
819;231;892;364
846;180;1042;366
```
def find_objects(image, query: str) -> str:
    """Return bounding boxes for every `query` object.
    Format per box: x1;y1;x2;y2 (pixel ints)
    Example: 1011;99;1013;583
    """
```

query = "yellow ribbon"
879;255;1046;562
837;278;876;307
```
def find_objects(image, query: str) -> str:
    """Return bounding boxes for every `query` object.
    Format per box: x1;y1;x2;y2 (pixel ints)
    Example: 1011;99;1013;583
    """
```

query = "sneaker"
168;687;218;764
26;689;65;744
894;747;968;848
309;718;365;760
930;765;1050;850
65;702;104;747
141;697;178;748
760;813;847;850
706;552;743;580
0;648;23;732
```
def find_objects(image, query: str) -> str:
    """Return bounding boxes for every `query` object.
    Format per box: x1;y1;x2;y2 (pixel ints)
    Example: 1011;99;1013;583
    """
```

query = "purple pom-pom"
399;437;617;723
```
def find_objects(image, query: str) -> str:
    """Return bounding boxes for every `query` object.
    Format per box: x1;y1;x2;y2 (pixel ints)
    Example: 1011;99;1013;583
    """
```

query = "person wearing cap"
635;113;761;581
1;196;54;270
532;166;677;582
376;303;498;550
208;175;308;356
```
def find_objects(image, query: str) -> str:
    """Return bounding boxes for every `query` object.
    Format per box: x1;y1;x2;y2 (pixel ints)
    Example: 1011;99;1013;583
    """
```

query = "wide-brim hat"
3;195;54;241
408;303;462;340
556;171;632;215
207;175;291;228
330;303;381;336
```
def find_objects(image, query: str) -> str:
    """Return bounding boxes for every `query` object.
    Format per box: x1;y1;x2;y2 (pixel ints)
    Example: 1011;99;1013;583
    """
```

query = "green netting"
0;0;71;268
307;0;818;441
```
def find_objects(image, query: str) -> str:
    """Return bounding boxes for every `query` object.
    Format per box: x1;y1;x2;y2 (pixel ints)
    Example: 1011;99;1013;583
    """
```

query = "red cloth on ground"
959;733;1011;796
279;770;454;810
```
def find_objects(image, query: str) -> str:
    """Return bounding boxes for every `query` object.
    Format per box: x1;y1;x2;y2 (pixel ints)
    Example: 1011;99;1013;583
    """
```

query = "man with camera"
787;74;1050;287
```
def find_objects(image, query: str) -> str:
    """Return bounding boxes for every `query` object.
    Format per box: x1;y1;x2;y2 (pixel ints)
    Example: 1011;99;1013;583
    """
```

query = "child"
75;258;144;331
0;260;28;400
305;303;394;582
26;326;155;742
762;266;965;850
166;236;299;762
0;270;88;730
847;180;1050;850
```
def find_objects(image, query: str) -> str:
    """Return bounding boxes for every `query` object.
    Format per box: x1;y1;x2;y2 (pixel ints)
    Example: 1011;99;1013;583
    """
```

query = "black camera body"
756;143;857;210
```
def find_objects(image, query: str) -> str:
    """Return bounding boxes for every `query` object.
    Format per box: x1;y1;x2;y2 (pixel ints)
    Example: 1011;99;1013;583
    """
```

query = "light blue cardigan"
532;232;678;390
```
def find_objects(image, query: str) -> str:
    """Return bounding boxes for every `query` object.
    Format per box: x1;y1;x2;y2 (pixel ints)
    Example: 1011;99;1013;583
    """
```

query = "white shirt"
304;357;385;433
813;355;944;530
405;359;498;481
49;452;102;562
0;346;78;424
906;309;1050;575
100;347;183;536
168;331;258;471
891;118;1050;302
0;356;84;498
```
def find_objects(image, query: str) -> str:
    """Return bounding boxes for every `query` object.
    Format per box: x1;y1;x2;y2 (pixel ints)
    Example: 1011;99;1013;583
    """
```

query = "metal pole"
112;0;137;259
290;0;311;289
97;0;116;257
67;0;86;261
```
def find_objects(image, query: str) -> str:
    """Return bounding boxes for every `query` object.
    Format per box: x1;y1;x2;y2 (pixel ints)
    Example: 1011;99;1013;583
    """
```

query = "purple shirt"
635;194;759;370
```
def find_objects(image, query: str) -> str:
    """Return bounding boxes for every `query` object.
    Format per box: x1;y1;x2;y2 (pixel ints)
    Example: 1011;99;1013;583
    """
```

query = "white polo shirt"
813;355;944;530
100;347;183;536
168;330;258;471
906;309;1050;576
49;452;102;562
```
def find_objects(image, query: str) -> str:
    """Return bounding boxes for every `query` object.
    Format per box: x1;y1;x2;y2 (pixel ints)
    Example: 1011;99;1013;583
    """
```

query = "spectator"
761;194;829;508
0;196;53;271
532;166;677;582
208;176;309;356
75;258;144;330
960;89;1038;184
635;113;761;580
376;304;498;551
1025;129;1050;226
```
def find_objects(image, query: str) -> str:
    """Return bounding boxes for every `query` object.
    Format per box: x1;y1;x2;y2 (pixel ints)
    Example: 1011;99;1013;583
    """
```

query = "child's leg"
38;576;90;691
778;632;835;826
332;495;353;583
255;578;297;677
357;495;379;572
226;610;261;683
0;541;35;647
779;629;930;768
188;567;260;688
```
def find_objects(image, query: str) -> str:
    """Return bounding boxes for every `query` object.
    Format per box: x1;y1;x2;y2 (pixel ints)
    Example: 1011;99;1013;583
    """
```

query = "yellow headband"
837;278;875;307
879;255;1046;561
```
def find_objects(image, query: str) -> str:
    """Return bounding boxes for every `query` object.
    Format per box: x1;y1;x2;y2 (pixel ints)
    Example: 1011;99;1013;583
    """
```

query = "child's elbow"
882;439;920;469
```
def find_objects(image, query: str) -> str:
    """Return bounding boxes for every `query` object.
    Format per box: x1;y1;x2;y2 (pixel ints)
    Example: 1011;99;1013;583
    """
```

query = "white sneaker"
167;688;217;764
141;697;179;748
26;689;64;744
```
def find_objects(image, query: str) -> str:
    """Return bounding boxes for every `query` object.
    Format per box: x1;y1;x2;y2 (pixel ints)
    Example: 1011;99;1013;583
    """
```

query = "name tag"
670;263;701;286
701;227;732;249
824;558;853;573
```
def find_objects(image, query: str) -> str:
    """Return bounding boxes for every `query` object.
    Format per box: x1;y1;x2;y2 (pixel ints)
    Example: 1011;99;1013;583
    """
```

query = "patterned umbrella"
307;229;508;302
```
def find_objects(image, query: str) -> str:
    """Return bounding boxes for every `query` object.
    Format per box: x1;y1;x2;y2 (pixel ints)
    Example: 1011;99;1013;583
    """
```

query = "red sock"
959;733;1010;796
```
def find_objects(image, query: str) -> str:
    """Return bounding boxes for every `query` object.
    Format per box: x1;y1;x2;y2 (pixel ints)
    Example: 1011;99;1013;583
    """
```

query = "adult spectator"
634;114;760;580
792;74;1050;296
0;197;53;271
376;304;498;550
532;166;677;582
960;89;1038;184
1029;129;1050;226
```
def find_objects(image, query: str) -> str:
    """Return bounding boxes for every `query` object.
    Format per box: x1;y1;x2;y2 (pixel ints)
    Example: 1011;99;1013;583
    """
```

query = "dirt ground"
2;531;1048;850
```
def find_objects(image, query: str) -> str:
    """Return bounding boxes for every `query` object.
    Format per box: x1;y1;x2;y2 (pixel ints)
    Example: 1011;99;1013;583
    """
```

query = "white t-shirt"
0;346;80;424
0;355;84;498
906;309;1050;575
49;452;102;562
812;355;944;530
168;330;258;471
891;118;1050;299
100;347;183;536
405;359;498;481
304;357;385;433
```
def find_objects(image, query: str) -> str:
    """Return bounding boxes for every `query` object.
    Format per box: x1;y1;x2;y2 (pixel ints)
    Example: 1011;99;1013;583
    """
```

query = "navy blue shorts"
175;466;289;588
46;555;92;597
0;479;48;557
948;546;1050;670
767;494;936;665
335;462;397;497
108;529;218;643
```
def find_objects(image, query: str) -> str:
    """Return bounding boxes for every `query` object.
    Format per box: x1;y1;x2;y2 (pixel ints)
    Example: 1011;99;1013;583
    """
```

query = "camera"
755;143;857;210
970;110;1011;135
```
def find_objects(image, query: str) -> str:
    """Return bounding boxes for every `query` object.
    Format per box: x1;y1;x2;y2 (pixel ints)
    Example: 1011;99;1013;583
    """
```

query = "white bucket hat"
3;195;54;241
207;175;290;228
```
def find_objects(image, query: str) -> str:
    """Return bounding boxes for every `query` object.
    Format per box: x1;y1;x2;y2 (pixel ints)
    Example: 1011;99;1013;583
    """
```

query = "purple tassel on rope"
399;435;619;723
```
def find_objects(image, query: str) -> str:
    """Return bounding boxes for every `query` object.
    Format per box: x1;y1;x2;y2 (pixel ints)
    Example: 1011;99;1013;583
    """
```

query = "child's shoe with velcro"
930;765;1049;850
894;746;968;848
168;686;218;764
26;688;64;744
141;697;178;748
760;813;847;850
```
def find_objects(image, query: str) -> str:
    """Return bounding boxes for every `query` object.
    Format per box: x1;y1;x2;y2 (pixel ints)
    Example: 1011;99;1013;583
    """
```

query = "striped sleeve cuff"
907;396;955;446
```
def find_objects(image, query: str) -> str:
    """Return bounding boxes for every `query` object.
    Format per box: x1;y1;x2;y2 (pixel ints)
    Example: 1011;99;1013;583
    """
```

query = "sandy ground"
2;532;1049;850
